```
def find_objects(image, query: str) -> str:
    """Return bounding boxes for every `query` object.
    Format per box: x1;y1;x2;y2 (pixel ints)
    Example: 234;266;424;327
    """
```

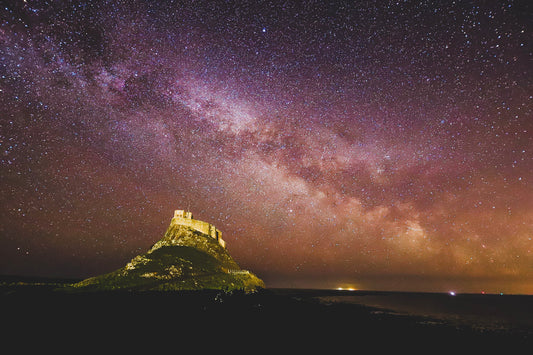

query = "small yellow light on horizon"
336;286;357;291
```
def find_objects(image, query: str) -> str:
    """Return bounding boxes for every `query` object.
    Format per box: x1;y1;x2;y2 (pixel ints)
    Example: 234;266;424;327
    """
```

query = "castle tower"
172;210;225;248
174;210;193;219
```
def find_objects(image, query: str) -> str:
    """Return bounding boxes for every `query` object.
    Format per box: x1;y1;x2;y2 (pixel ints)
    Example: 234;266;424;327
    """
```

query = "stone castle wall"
172;210;225;248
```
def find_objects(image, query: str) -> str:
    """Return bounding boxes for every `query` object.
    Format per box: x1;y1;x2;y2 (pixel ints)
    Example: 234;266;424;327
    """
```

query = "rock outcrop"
72;223;264;292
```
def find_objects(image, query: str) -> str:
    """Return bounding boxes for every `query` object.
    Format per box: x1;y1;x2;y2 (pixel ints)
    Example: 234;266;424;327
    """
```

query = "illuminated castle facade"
172;210;226;248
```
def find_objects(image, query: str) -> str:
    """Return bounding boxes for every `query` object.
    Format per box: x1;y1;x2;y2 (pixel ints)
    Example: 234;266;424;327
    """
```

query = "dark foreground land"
1;278;531;351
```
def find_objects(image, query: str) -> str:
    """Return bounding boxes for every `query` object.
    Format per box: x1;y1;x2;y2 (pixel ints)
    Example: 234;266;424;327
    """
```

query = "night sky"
1;0;532;293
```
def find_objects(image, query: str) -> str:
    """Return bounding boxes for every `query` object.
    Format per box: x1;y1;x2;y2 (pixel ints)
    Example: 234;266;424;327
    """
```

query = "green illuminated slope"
72;225;264;292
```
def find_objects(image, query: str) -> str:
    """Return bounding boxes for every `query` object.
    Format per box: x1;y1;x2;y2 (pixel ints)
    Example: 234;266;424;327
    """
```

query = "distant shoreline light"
336;287;356;291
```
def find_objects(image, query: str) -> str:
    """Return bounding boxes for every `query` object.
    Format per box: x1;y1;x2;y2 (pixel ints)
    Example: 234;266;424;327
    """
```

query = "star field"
1;0;532;293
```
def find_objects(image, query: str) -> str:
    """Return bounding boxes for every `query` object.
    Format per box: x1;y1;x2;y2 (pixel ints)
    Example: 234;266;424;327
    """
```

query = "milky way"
1;0;532;293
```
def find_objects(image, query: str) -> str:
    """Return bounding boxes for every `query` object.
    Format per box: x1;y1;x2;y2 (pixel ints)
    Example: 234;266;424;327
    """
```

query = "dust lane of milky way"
0;0;532;293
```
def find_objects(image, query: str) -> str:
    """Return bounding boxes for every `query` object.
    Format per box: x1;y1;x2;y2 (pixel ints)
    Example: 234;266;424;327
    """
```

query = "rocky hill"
71;224;264;292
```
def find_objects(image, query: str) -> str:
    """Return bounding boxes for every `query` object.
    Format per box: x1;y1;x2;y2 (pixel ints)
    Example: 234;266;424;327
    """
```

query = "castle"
172;210;226;248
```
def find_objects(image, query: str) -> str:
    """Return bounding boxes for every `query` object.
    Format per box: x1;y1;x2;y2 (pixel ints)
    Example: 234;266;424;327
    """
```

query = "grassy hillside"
70;225;264;292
